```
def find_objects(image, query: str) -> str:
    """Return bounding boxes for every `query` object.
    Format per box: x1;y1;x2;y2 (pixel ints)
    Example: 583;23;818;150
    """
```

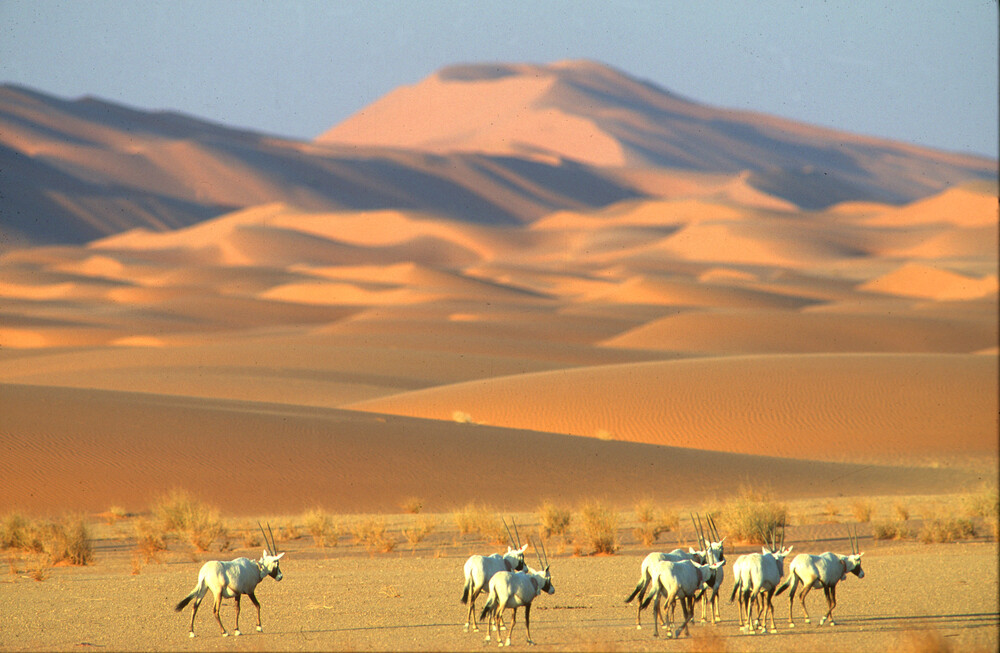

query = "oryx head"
502;517;528;571
528;536;554;595
760;517;790;560
844;526;865;579
258;522;285;581
701;559;726;587
692;512;726;563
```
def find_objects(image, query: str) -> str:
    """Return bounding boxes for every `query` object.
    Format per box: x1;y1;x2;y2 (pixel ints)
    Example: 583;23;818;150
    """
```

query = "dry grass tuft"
894;502;911;521
872;520;911;540
851;499;875;523
403;516;437;552
400;497;424;514
353;517;397;554
538;502;572;538
152;489;226;552
721;485;788;544
302;508;339;548
579;501;618;554
632;499;678;546
452;504;506;544
919;517;976;543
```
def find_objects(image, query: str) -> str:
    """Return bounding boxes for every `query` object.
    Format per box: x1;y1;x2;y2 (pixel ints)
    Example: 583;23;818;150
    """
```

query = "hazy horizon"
1;0;997;159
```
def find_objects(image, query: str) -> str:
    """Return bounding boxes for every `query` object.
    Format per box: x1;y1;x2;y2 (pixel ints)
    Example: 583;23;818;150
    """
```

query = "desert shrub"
302;508;339;548
851;499;874;523
872;520;910;540
34;516;93;566
353;518;397;554
721;485;788;544
963;487;999;520
152;489;226;551
403;516;437;551
538;502;572;538
579;501;618;554
401;497;424;514
632;500;678;547
919;517;976;543
823;501;840;518
133;517;167;563
281;521;301;541
894;502;911;521
104;506;127;525
452;504;506;544
0;513;33;550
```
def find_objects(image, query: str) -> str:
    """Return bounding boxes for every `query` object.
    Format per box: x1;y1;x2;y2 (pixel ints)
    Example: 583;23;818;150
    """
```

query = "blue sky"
2;0;997;159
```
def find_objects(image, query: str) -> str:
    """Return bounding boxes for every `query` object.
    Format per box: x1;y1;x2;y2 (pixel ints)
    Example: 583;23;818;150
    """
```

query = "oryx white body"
461;544;528;632
624;549;707;629
775;551;865;626
479;566;554;647
730;545;793;634
175;550;284;637
638;559;725;639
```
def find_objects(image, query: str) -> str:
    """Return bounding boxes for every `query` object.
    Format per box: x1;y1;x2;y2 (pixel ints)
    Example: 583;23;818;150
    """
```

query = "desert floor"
2;503;998;653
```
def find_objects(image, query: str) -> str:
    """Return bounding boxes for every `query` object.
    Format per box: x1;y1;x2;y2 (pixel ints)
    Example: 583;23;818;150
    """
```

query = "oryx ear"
520;542;529;553
274;552;285;560
262;549;270;559
761;546;768;553
786;546;793;553
719;536;726;544
857;552;864;557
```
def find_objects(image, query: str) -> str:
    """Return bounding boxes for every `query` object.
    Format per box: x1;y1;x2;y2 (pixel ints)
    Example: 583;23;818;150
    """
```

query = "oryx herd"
174;515;867;646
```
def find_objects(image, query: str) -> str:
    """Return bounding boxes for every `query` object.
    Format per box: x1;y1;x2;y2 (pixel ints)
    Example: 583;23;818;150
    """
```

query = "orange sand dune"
0;383;981;516
859;262;999;300
604;308;997;354
347;353;997;465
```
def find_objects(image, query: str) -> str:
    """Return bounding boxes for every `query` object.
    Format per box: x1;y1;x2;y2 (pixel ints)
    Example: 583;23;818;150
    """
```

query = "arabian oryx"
775;526;865;627
691;513;727;624
730;522;793;634
638;558;725;639
623;513;723;630
175;523;284;637
479;537;554;647
461;518;528;632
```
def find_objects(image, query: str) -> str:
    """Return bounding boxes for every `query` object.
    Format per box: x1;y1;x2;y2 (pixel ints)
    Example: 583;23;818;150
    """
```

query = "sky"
2;0;997;160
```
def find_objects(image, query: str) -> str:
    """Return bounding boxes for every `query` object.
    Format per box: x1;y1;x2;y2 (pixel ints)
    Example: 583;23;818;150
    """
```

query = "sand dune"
1;65;996;524
0;383;981;516
347;354;997;466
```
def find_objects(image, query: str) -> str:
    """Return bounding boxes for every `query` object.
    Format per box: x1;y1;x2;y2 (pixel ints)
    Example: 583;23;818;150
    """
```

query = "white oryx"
775;526;865;627
479;538;554;647
638;558;725;639
730;523;793;634
692;513;727;624
461;518;529;632
175;523;284;638
624;513;724;630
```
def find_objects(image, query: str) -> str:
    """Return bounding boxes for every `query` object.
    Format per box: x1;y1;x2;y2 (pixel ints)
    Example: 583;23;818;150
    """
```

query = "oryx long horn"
690;513;704;549
539;537;550;568
512;518;522;549
258;521;273;555
267;522;279;555
502;517;516;548
707;513;720;542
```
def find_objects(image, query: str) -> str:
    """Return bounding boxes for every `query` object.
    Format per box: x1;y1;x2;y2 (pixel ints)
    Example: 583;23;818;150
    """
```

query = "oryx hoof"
788;622;796;628
769;628;778;634
504;637;511;646
256;625;263;632
222;632;229;637
636;625;642;630
188;632;195;638
234;630;242;636
804;618;811;624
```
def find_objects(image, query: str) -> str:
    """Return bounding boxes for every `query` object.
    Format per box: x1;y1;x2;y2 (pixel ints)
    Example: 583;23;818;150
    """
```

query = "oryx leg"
798;584;814;625
651;594;662;638
212;592;227;636
248;592;263;632
785;579;799;627
233;594;242;636
710;586;722;623
679;595;693;638
821;585;837;626
504;606;518;647
465;589;479;632
764;590;777;633
188;592;205;637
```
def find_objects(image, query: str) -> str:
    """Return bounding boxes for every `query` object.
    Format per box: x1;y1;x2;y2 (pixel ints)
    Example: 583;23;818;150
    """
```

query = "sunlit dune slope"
0;384;980;515
347;354;997;465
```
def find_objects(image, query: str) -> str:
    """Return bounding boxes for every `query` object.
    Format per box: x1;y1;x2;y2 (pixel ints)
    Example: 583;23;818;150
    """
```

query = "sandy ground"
1;516;997;652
